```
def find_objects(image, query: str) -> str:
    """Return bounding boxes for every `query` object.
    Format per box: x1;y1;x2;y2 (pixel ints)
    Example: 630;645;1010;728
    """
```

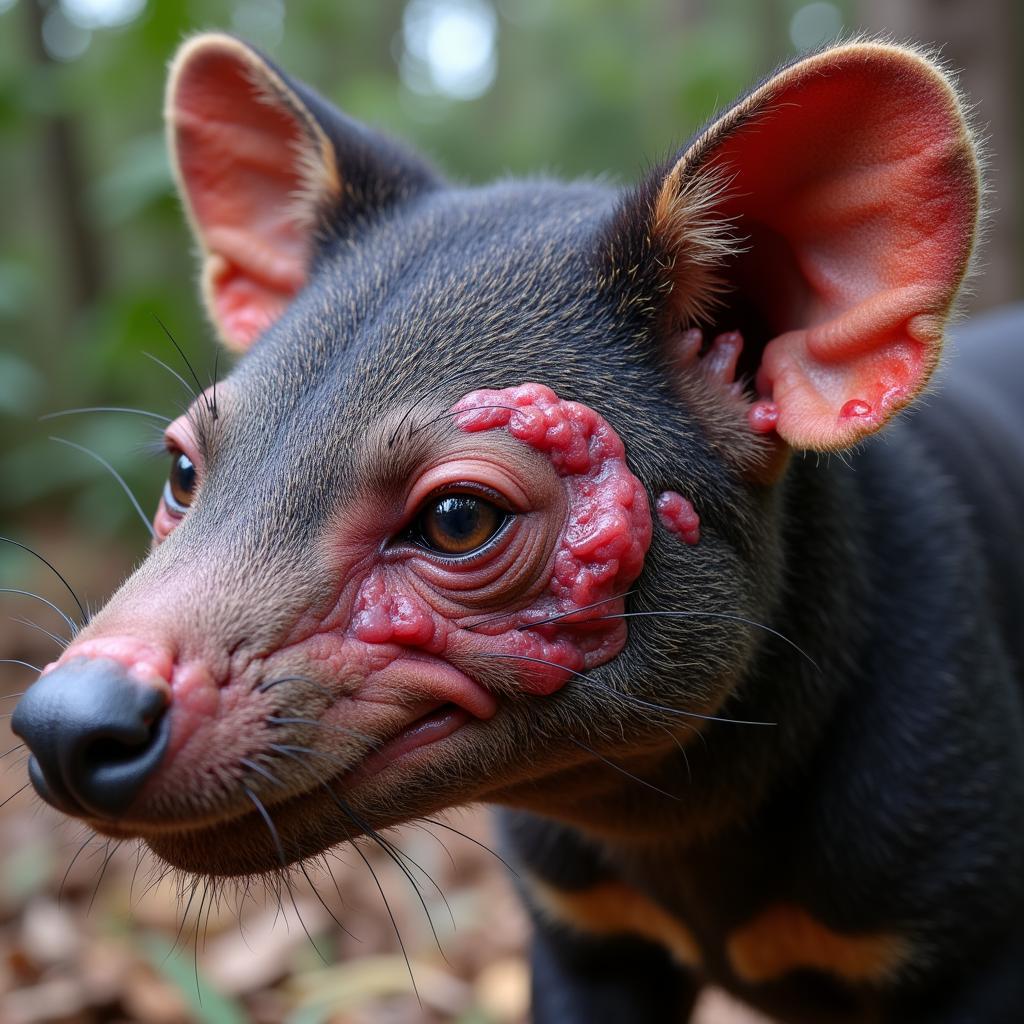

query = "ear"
607;40;980;451
166;34;439;351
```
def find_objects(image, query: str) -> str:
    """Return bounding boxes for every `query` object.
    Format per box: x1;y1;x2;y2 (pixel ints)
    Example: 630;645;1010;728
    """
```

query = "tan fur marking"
727;904;911;985
530;876;702;969
652;163;743;329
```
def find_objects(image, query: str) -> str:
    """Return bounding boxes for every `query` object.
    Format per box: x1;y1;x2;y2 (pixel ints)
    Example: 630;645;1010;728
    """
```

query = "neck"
492;453;876;847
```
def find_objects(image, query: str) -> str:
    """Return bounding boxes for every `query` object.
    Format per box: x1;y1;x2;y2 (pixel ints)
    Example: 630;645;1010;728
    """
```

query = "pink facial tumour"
656;491;701;545
351;383;653;695
839;398;873;420
748;400;780;434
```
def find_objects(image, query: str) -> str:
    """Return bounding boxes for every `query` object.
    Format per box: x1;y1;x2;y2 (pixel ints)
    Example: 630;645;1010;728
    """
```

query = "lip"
85;654;496;871
352;654;498;720
348;700;470;784
92;694;477;840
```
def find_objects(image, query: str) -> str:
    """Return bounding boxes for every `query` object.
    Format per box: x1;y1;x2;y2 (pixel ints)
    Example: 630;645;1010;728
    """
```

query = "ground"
0;538;767;1024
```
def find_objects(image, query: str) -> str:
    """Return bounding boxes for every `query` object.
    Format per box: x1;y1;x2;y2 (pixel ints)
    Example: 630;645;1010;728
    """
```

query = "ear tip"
169;31;251;67
165;32;262;104
804;37;970;115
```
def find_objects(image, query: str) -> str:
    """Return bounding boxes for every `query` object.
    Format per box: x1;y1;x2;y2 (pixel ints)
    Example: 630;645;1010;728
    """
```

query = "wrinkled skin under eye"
410;492;511;557
349;383;653;696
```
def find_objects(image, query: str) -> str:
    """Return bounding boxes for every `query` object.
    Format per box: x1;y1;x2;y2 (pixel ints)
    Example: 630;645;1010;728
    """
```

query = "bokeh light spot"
401;0;498;101
789;2;843;52
61;0;146;30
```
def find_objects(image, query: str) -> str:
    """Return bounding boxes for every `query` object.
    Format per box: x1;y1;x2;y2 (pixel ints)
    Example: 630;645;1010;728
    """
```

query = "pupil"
170;453;196;505
436;496;481;540
172;454;193;493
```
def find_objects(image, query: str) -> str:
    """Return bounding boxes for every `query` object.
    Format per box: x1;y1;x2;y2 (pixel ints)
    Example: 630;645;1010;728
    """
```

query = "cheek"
317;383;652;699
448;382;653;693
153;499;180;542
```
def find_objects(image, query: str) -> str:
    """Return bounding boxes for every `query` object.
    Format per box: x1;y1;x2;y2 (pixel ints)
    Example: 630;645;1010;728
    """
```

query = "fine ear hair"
605;39;981;452
166;33;439;351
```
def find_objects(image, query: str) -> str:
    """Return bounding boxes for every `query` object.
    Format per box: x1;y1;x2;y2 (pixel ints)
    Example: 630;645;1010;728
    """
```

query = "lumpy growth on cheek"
656;491;701;545
452;383;653;693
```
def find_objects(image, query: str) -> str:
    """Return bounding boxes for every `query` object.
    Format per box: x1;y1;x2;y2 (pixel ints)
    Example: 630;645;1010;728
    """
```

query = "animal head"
13;35;979;876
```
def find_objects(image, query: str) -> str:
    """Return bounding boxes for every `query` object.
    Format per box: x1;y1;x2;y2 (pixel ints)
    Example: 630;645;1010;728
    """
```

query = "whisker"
210;349;220;422
324;792;420;1001
268;743;352;772
421;817;519;877
40;406;172;425
144;351;197;404
0;588;79;636
568;736;681;802
267;715;375;744
128;843;145;906
340;798;456;943
193;881;209;999
0;658;42;673
468;590;636;633
257;675;333;698
0;537;87;623
269;745;419;998
409;404;519;439
50;437;156;540
320;851;351;910
389;376;462;448
166;877;200;962
59;835;94;906
239;757;284;788
154;315;205;400
591;610;820;671
262;734;425;951
0;781;31;809
243;785;287;866
299;861;360;942
260;834;330;964
245;785;333;964
87;840;121;914
1;742;26;760
134;862;171;904
477;652;776;726
11;616;67;650
408;821;458;872
657;724;695;785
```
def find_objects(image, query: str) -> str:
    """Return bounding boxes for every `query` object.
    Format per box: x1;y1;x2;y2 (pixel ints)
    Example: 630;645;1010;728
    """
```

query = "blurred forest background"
0;1;1021;1022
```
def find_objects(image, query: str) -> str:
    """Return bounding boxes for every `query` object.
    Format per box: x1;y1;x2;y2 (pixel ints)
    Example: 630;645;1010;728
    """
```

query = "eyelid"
404;457;535;523
163;411;202;461
162;477;188;517
419;481;515;513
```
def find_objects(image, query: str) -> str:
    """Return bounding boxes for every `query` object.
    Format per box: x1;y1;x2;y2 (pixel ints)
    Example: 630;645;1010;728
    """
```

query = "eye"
164;451;197;515
412;493;510;557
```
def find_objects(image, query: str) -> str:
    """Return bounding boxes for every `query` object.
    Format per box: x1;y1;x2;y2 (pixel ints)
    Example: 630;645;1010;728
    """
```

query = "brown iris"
415;493;508;556
165;451;197;513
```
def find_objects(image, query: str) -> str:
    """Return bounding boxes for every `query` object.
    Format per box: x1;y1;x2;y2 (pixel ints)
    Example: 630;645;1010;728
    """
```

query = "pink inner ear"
707;48;977;449
172;45;312;349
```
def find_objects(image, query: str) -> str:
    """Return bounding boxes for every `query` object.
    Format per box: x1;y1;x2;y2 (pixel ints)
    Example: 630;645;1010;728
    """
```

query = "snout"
11;658;170;818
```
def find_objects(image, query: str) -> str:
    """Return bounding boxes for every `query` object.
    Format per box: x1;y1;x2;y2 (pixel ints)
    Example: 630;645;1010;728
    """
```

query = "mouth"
349;700;470;782
98;698;478;876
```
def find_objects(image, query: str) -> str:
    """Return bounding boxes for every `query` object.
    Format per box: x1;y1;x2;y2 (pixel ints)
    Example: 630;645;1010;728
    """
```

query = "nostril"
13;657;171;818
78;718;161;774
85;735;152;770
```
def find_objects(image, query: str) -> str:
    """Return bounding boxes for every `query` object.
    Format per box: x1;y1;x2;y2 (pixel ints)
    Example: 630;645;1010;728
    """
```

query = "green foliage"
0;0;847;546
141;934;250;1024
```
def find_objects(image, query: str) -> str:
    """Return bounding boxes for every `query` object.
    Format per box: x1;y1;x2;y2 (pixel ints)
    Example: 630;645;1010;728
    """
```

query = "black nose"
11;658;170;818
